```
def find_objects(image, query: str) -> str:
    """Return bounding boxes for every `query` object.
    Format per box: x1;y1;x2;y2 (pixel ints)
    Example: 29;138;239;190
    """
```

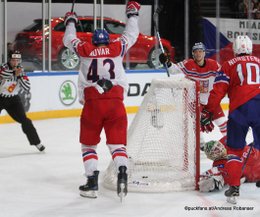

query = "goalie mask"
92;29;110;46
233;35;252;55
204;140;227;161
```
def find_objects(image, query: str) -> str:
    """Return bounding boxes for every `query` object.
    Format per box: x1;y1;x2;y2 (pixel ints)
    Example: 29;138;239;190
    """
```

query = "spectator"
253;2;260;19
238;0;256;18
7;42;13;55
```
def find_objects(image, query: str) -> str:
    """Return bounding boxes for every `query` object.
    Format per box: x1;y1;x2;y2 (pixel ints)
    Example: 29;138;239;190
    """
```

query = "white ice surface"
0;114;259;217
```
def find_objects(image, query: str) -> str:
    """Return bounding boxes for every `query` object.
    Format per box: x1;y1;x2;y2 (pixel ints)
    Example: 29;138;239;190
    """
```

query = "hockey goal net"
103;76;200;192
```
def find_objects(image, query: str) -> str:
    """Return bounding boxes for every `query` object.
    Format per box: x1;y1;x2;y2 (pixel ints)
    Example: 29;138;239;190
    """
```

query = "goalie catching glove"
126;1;141;18
199;167;224;192
200;109;214;133
64;11;78;26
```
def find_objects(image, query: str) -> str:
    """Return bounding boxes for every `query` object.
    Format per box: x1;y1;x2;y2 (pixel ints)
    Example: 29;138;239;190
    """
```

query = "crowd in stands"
236;0;260;19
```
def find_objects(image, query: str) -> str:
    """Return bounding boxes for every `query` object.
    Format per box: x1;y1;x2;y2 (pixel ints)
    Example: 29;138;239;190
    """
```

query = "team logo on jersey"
59;80;77;106
200;80;209;93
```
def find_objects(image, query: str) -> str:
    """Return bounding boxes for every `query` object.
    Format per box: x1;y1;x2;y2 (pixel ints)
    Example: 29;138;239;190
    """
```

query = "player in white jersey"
63;1;140;199
0;50;45;152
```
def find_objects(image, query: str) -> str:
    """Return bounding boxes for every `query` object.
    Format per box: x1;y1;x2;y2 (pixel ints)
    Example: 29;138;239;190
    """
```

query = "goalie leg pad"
199;177;216;192
199;167;224;192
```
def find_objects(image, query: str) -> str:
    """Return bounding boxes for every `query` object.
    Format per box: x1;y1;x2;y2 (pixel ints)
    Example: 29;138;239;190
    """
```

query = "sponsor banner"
206;18;260;44
202;18;260;64
0;70;229;122
0;70;167;117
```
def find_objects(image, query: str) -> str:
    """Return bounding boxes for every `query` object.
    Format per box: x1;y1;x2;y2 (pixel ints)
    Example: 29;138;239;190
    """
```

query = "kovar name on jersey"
89;47;110;57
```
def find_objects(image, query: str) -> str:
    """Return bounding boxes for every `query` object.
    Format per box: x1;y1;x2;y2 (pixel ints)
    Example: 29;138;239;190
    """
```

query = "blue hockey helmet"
192;42;206;53
92;29;110;45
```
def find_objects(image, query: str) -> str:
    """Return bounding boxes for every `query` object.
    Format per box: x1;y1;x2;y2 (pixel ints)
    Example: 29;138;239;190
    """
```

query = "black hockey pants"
0;95;41;145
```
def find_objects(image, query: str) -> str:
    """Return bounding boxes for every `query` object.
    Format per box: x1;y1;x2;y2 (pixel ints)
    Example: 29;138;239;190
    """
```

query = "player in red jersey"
63;1;141;199
159;42;227;148
201;35;260;203
199;140;260;192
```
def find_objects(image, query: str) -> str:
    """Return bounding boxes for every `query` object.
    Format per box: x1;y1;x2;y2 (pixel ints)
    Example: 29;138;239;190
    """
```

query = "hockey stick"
241;141;254;173
225;141;254;204
153;5;170;77
71;0;76;12
70;0;84;33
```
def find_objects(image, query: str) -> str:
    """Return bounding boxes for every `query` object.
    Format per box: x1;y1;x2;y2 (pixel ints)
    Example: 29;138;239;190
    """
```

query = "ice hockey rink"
0;114;259;217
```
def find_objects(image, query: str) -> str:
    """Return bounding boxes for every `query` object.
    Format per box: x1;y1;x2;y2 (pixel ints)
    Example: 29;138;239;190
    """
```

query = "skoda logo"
59;80;77;106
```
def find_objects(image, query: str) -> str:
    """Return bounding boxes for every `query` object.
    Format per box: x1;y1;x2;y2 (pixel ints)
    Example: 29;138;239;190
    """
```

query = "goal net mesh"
103;76;200;192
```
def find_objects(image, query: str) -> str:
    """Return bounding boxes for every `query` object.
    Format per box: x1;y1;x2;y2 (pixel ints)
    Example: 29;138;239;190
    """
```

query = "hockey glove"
126;1;141;18
64;12;78;26
159;52;172;67
200;109;214;133
97;79;113;93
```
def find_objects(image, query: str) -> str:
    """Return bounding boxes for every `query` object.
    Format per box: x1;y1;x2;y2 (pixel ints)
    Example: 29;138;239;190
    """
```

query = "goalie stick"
153;5;170;77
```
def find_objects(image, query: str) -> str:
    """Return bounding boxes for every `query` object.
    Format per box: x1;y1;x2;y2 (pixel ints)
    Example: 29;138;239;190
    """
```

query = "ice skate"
256;181;260;188
117;166;128;202
79;171;99;198
225;186;239;204
35;144;45;152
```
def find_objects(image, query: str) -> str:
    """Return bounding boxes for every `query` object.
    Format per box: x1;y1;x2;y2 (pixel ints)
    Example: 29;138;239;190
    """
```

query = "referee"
0;50;45;151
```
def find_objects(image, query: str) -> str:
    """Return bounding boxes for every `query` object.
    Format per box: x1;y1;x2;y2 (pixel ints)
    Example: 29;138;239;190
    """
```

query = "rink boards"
0;69;229;123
